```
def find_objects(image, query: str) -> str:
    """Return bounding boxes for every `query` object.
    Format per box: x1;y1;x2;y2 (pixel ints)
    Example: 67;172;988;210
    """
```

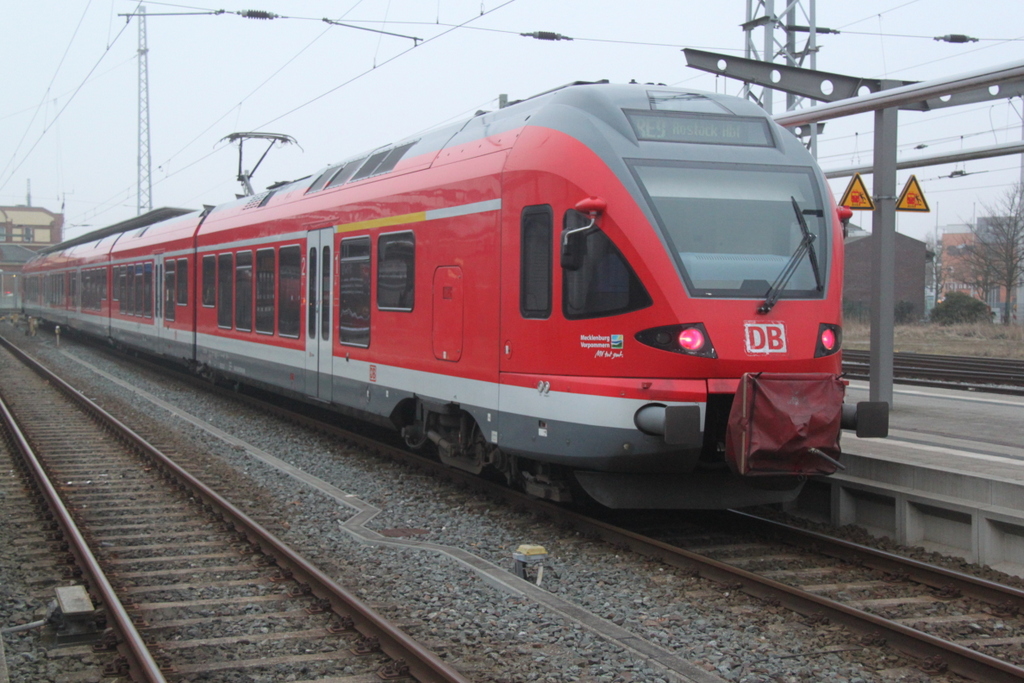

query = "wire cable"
0;0;99;183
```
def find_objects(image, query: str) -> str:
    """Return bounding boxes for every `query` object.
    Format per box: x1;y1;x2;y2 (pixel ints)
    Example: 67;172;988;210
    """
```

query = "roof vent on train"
305;141;418;194
647;91;730;114
242;191;273;210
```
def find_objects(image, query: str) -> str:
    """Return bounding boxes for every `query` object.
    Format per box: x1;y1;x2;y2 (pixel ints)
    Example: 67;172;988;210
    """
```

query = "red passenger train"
22;82;887;509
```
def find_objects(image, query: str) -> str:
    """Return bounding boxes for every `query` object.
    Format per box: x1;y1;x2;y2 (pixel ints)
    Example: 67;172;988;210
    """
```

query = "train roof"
30;81;813;266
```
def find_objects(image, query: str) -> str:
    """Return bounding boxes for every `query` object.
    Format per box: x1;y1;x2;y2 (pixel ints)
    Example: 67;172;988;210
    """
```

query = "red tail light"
636;323;717;358
814;324;842;357
678;327;705;351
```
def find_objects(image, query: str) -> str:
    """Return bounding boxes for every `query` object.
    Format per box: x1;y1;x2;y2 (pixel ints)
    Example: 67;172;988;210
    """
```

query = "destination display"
626;110;774;147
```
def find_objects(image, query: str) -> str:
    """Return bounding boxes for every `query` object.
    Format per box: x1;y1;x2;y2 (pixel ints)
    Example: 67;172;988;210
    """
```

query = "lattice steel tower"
743;0;821;152
137;5;153;214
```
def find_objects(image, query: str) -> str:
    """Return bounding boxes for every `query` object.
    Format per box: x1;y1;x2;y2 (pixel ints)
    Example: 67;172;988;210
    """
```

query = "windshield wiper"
758;196;823;314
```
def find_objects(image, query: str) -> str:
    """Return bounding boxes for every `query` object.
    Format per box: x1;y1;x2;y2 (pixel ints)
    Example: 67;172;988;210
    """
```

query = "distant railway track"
842;349;1024;395
0;334;468;683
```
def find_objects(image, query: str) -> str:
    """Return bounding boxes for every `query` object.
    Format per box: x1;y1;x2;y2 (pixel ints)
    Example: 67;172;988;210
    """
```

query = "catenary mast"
137;5;153;214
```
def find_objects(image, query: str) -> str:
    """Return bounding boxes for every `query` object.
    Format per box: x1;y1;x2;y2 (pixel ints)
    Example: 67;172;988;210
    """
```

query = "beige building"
1;206;64;309
0;206;64;249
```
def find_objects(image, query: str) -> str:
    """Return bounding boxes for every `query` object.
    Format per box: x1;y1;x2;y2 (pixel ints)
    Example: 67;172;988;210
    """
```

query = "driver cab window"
562;210;651;320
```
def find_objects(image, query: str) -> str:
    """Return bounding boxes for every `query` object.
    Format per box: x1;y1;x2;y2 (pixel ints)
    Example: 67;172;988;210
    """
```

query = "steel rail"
0;334;470;683
30;332;1024;681
174;367;1024;682
554;509;1024;683
0;339;168;683
843;349;1024;394
729;510;1024;615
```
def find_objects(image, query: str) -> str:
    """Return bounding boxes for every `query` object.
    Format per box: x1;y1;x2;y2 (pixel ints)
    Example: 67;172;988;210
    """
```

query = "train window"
307;248;317;339
562;211;651;320
631;162;827;299
202;255;216;307
339;236;370;347
278;246;301;338
143;262;153;318
112;267;120;302
235;250;253;332
217;253;233;329
377;232;414;311
255;248;275;334
164;261;176;322
124;267;134;314
320;245;331;341
520;206;552;319
176;258;188;305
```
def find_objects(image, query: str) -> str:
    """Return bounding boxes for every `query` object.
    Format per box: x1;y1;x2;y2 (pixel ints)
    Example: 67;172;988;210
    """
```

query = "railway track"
627;509;1024;682
842;349;1024;394
0;336;468;683
7;326;1024;681
117;343;1024;682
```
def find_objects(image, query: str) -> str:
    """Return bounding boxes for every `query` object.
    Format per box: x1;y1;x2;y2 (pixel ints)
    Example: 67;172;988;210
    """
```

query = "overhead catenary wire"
67;1;520;230
0;0;102;185
0;2;141;198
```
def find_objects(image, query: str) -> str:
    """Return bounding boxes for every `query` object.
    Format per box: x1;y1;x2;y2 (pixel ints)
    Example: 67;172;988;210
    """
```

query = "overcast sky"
3;0;1022;243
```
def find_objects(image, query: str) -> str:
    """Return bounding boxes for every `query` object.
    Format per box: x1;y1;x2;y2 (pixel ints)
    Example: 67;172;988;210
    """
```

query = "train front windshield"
633;162;828;300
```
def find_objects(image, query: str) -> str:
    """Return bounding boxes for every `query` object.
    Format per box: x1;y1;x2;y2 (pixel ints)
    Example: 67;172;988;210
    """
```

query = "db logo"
744;322;787;354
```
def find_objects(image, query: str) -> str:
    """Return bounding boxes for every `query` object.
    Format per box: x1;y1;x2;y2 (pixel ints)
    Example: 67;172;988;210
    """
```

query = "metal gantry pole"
869;85;900;407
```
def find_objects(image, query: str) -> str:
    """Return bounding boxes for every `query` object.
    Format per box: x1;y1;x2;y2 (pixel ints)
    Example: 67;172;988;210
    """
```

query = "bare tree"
968;184;1024;324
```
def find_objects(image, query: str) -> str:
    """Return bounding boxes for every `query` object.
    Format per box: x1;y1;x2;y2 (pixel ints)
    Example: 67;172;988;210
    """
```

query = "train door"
432;266;463;362
304;228;335;402
155;255;175;355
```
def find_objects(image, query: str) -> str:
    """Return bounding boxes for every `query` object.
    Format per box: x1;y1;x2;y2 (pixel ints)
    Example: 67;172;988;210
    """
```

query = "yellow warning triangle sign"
896;175;930;212
839;173;874;210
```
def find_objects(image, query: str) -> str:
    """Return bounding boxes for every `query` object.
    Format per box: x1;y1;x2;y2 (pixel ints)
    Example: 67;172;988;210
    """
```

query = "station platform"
792;379;1024;576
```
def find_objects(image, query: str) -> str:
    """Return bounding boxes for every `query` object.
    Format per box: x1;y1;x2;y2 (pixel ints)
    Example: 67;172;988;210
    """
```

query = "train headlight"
814;323;842;357
636;323;717;358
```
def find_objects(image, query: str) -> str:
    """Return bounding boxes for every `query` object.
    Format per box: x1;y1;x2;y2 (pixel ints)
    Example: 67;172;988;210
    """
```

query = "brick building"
843;225;930;323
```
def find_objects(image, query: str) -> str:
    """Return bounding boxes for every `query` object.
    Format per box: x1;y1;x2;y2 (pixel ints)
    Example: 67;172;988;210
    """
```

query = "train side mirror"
837;205;853;239
561;196;606;271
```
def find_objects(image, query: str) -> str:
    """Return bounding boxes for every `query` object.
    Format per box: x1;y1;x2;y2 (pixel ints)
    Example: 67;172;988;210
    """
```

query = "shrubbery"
930;292;992;325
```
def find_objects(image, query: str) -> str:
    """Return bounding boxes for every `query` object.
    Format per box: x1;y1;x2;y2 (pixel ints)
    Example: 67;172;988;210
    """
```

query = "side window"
562;211;652;320
520;205;552;319
176;258;189;305
125;266;134;314
307;247;318;339
320;245;331;341
278;246;301;338
133;264;144;316
339;236;370;347
164;260;176;322
143;262;153;318
217;253;233;328
377;232;414;310
255;248;275;334
235;250;253;332
202;255;216;307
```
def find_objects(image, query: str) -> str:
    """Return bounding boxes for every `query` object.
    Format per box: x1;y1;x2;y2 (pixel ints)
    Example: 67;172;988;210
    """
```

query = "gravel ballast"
1;325;955;682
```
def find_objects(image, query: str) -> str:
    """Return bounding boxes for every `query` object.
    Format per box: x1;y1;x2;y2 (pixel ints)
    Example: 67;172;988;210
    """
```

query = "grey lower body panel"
574;469;805;509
